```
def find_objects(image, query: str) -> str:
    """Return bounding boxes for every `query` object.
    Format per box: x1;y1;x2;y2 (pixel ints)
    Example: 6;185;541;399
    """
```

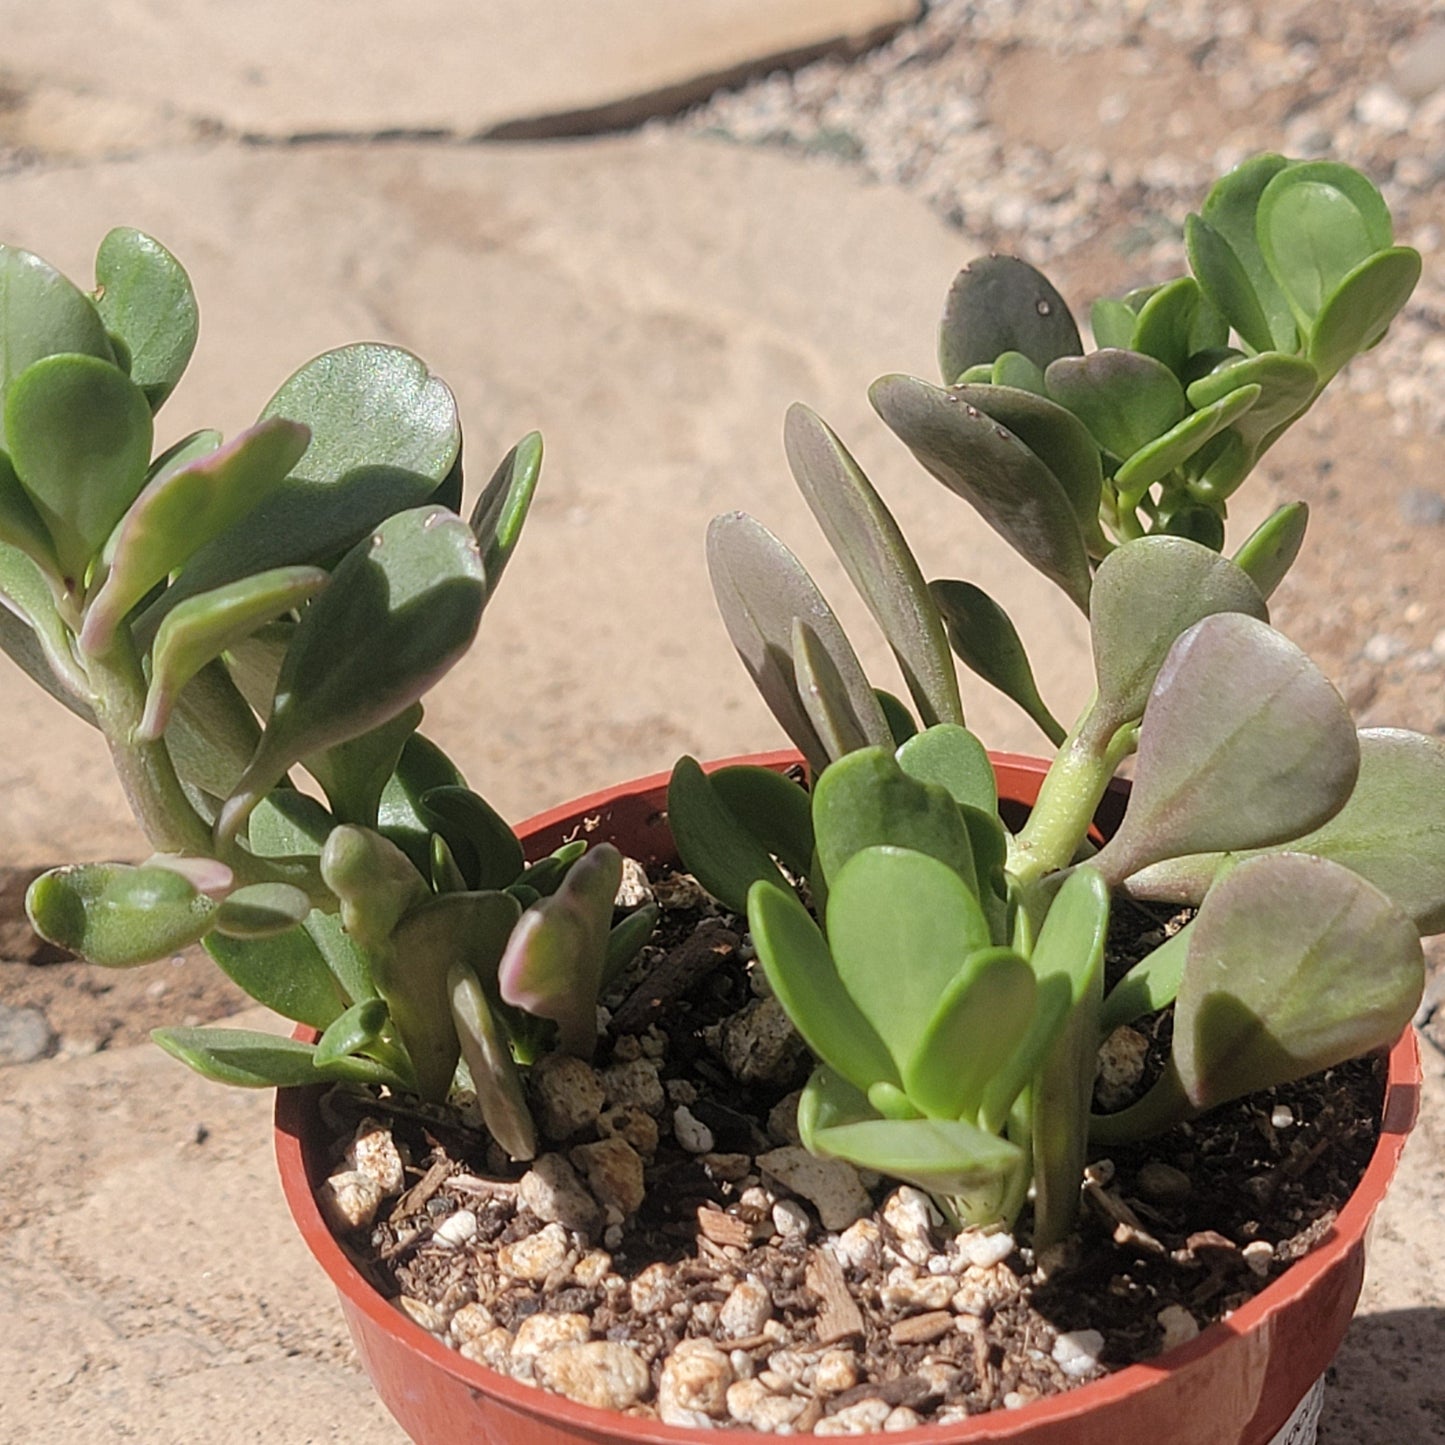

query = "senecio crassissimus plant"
667;154;1445;1248
0;231;657;1161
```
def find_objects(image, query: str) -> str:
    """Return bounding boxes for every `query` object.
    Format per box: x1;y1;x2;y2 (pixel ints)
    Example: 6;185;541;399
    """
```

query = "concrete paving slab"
0;134;1097;866
0;0;918;149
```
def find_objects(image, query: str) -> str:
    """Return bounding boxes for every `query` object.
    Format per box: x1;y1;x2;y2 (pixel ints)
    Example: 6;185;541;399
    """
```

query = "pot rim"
275;751;1422;1443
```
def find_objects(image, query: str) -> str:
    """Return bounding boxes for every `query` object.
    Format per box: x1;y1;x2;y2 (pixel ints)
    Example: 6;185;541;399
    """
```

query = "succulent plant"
670;155;1440;1246
2;231;655;1159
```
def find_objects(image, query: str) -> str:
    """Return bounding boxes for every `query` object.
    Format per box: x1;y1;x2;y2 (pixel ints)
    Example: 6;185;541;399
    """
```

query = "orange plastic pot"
275;752;1421;1445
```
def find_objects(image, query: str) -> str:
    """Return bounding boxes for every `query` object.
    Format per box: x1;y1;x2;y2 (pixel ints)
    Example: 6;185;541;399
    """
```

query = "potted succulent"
1;154;1437;1445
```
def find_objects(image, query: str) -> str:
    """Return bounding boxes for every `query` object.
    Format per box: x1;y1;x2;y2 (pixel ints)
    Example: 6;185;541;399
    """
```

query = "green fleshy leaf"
794;617;886;763
906;945;1035;1120
314;998;392;1068
749;879;898;1093
138;566;330;741
1088;536;1267;735
93;228;198;411
248;788;335;857
1185;212;1276;355
1043;349;1186;462
812;746;976;895
874;688;918;746
377;732;466;875
785;403;962;728
83;419;310;653
707;511;887;774
668;755;790;916
0;448;60;575
1131;277;1207;378
152;1026;402;1089
870;374;1092;611
450;962;536;1159
991;351;1046;393
1090;297;1138;350
0;537;88;703
26;862;215;967
1231;501;1308;599
212;882;311;939
603;902;659;987
498;844;622;1058
1158;502;1226;551
1113;383;1261;504
307;703;423;831
6;353;153;582
431;834;469;894
303;909;377;1007
217;506;485;843
320;824;430;954
419;784;524;892
1307;247;1420;383
938;256;1081;381
1091;614;1358;883
469;431;542;601
930;579;1065;745
513;840;588;899
709;765;814;878
1099;921;1192;1034
895;723;997;814
204;921;351;1028
827;846;991;1073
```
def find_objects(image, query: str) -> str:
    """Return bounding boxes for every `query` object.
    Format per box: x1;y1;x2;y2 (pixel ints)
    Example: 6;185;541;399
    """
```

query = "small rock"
1242;1240;1275;1277
881;1187;938;1265
432;1208;479;1248
395;1295;448;1334
720;1278;773;1337
1052;1329;1105;1379
1157;1304;1200;1352
1355;83;1413;133
658;1338;734;1423
711;997;807;1086
630;1261;675;1316
725;1377;807;1431
317;1170;383;1232
1394;21;1445;99
1095;1025;1149;1110
497;1222;571;1281
531;1053;607;1142
459;1327;514;1370
519;1154;603;1235
0;1003;55;1066
597;1104;659;1157
346;1119;406;1195
1399;488;1445;527
757;1147;872;1231
573;1248;613;1288
880;1273;954;1312
512;1312;591;1358
813;1348;860;1396
1271;1105;1295;1129
615;856;654;908
885;1406;924;1431
772;1199;811;1240
960;1229;1015;1269
534;1341;650;1411
601;1057;665;1114
449;1302;496;1344
673;1103;715;1154
1363;633;1407;665
570;1135;646;1216
1137;1162;1192;1202
833;1218;883;1270
815;1398;892;1435
767;1090;803;1144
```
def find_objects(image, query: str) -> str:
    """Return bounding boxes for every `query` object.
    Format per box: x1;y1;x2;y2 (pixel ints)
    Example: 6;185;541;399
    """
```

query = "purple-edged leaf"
938;256;1081;383
827;846;990;1073
93;228;198;412
450;962;537;1160
320;824;429;954
1089;536;1268;735
139;567;329;741
1308;247;1420;383
1174;854;1422;1110
785;404;962;728
469;431;542;600
1091;613;1358;883
870;374;1092;611
1044;349;1186;462
217;507;485;843
707;511;881;774
83;419;310;653
6;353;153;582
498;843;622;1059
794;618;891;762
750;879;898;1093
906;945;1035;1121
1232;502;1308;599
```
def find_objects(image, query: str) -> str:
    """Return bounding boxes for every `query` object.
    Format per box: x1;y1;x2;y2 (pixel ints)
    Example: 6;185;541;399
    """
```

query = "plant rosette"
276;754;1419;1445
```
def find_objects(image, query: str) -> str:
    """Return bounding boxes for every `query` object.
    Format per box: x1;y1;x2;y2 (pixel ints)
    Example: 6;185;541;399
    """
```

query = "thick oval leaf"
938;256;1081;382
827;845;991;1072
218;506;485;842
212;882;312;939
320;825;430;955
1184;212;1276;355
139;566;330;741
906;945;1035;1121
83;419;311;652
668;755;791;916
93;228;198;411
1158;502;1226;551
1131;276;1205;378
377;732;466;874
204;921;350;1028
152;1025;402;1089
749;878;898;1093
603;902;660;987
1090;296;1138;350
870;374;1092;611
895;723;997;814
794;618;887;763
1185;352;1318;448
450;963;536;1160
930;579;1064;745
1089;536;1267;735
498;844;622;1058
1098;920;1192;1033
1232;501;1308;599
314;997;391;1067
812;746;976;895
420;784;525;891
951;384;1106;556
470;431;542;600
875;688;918;746
1091;613;1358;882
1175;854;1422;1110
709;765;814;879
0;449;60;575
1043;349;1186;462
785;403;962;728
26;862;215;967
6;353;153;581
1307;247;1421;383
991;350;1046;394
0;245;116;434
707;511;885;774
307;703;423;831
1113;383;1261;504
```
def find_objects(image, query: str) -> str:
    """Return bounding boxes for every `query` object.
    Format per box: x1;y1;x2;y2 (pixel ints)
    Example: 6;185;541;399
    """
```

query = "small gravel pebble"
0;1003;56;1065
1052;1329;1106;1379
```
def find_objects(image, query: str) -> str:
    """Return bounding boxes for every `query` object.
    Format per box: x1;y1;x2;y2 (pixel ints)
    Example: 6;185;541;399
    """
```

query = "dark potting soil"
314;868;1385;1430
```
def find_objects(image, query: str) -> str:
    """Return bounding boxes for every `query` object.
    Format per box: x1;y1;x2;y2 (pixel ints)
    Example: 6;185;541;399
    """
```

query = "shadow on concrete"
1321;1308;1445;1443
